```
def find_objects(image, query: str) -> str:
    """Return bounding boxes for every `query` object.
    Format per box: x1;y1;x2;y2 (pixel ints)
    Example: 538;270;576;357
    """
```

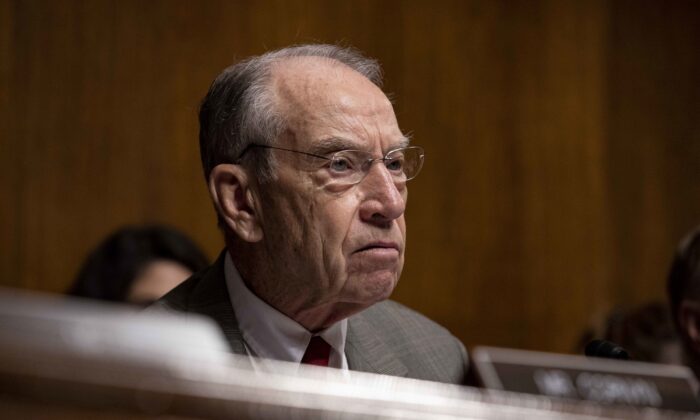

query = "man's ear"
679;300;700;352
208;164;263;243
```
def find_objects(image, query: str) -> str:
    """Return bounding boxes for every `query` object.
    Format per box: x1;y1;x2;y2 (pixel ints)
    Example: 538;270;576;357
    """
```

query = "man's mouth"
354;242;400;254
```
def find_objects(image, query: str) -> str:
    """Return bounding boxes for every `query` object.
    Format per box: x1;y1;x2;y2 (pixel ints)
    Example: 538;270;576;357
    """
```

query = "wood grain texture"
1;0;699;354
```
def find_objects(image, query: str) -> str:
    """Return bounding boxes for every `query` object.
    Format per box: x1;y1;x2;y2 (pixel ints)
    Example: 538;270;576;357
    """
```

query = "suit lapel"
346;311;408;377
187;251;247;355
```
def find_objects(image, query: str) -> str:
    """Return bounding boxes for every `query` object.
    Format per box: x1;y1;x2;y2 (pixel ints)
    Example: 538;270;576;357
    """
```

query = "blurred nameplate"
473;346;700;412
1;289;696;418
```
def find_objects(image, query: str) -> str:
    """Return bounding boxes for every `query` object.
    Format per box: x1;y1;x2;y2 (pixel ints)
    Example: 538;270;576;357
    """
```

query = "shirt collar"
224;252;347;366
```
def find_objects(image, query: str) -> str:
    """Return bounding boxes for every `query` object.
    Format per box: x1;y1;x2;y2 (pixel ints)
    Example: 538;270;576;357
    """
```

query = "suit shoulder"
358;300;468;383
151;268;207;312
361;299;466;357
364;300;451;336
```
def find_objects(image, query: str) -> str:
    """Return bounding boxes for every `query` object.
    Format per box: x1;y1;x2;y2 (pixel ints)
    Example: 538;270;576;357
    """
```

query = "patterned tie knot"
301;336;331;367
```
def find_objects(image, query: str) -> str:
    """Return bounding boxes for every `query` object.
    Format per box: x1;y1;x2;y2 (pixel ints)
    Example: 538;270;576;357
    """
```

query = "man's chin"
351;271;399;304
346;251;403;274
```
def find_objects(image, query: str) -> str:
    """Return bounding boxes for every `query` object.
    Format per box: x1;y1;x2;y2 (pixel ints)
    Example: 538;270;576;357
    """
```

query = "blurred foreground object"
0;289;698;419
473;346;699;413
68;225;209;305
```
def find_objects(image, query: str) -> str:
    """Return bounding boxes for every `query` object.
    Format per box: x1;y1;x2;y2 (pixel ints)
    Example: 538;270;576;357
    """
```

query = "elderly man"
158;44;467;383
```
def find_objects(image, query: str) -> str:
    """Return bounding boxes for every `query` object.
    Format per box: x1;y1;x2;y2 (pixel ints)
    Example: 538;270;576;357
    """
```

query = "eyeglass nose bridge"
355;155;401;184
360;156;389;170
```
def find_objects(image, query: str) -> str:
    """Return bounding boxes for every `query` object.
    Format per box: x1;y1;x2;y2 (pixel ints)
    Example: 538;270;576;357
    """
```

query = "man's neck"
292;301;367;332
227;246;366;332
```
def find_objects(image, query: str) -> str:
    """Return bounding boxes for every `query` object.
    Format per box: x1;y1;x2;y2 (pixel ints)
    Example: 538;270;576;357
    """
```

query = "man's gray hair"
198;44;384;181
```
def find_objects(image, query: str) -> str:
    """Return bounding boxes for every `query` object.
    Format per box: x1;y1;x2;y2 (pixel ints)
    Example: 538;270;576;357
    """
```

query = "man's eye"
329;157;353;172
385;157;404;171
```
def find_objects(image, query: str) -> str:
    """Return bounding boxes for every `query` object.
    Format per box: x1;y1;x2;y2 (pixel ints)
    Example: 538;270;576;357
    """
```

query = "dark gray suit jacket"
156;252;468;384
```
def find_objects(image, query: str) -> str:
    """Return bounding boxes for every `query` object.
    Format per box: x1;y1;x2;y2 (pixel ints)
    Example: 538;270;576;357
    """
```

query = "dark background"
1;0;699;354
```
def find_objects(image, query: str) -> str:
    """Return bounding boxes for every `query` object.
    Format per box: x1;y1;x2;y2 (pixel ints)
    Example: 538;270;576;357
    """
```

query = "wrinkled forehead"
270;57;405;151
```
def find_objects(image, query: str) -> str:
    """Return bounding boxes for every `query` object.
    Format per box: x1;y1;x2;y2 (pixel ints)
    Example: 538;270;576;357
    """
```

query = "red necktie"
301;336;331;367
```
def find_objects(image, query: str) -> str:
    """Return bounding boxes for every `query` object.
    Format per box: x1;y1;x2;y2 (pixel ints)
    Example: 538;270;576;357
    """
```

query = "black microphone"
584;339;630;360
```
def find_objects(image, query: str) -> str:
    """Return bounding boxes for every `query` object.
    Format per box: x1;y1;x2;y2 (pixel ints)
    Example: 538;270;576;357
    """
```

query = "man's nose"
358;163;406;226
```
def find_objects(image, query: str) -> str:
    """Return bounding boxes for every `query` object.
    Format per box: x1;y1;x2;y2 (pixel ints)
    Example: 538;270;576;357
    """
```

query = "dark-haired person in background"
668;225;700;377
606;302;682;364
154;44;469;383
69;225;209;306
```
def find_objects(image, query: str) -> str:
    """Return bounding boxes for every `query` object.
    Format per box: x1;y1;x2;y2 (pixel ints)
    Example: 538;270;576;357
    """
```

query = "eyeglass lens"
329;147;424;185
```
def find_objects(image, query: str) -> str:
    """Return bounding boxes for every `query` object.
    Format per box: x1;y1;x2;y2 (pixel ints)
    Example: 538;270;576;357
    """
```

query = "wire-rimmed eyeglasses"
237;144;425;186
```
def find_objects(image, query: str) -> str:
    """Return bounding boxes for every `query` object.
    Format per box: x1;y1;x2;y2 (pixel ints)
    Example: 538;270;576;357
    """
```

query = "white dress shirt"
224;252;348;370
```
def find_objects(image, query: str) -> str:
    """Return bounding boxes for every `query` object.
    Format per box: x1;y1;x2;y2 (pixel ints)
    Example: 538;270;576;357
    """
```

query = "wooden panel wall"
1;0;699;354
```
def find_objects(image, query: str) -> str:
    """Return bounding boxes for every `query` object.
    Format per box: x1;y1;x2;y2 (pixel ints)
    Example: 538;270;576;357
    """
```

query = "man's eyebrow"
310;135;412;156
396;135;411;149
309;137;362;155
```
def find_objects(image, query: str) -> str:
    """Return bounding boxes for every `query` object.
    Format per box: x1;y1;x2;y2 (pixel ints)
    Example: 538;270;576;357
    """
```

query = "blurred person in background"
604;302;681;364
69;225;209;306
576;302;682;364
668;225;700;377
